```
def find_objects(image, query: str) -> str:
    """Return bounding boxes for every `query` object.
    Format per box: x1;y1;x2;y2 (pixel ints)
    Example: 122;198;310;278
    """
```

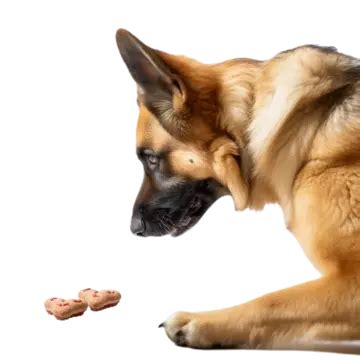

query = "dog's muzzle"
130;178;224;237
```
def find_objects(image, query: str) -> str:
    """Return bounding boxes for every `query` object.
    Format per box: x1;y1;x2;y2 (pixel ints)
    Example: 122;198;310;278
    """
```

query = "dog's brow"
136;147;170;159
143;149;156;155
136;147;155;157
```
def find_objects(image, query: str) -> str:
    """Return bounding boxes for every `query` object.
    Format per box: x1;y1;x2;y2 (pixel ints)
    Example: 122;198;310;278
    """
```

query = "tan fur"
117;30;360;353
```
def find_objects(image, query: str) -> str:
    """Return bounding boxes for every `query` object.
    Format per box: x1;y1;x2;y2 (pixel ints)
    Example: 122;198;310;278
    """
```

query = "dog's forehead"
136;105;174;151
135;105;213;179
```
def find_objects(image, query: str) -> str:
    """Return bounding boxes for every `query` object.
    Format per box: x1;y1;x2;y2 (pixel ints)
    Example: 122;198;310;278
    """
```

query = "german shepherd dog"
116;29;360;353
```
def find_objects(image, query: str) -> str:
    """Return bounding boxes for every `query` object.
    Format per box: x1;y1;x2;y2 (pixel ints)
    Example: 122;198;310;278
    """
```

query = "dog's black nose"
130;215;145;236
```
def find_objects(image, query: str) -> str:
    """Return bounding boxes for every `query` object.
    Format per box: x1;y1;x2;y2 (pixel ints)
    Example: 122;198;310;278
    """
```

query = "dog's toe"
160;311;214;349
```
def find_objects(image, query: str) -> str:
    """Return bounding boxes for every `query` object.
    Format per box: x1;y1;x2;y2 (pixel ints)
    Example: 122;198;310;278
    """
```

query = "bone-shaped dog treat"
79;288;121;311
44;297;88;320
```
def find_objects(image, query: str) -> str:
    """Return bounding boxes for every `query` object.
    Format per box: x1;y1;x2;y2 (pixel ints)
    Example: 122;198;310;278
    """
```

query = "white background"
0;0;358;359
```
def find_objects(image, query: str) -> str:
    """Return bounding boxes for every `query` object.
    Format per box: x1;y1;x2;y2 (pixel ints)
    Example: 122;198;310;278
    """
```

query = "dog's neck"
217;59;274;209
217;47;360;220
217;59;261;149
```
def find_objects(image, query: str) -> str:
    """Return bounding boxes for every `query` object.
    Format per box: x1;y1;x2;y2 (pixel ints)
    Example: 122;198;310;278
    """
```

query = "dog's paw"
159;311;217;349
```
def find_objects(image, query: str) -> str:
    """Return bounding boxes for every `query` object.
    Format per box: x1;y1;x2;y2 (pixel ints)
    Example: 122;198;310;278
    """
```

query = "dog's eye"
146;154;159;168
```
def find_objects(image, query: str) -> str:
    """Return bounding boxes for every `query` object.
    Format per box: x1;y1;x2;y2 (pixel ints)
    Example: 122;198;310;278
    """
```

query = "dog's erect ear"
116;29;188;137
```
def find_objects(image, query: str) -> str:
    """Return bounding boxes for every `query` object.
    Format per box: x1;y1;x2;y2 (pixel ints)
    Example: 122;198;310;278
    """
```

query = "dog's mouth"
150;192;218;237
132;178;225;237
169;196;205;236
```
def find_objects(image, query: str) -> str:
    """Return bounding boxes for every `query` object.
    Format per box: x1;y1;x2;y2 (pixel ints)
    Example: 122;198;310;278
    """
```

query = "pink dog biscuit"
45;297;88;320
79;288;121;311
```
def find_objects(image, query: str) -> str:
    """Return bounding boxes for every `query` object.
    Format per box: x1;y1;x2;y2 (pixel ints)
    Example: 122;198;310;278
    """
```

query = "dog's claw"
158;322;165;328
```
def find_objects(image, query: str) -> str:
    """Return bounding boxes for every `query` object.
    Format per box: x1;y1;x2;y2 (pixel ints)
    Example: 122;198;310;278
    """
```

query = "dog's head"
116;29;249;237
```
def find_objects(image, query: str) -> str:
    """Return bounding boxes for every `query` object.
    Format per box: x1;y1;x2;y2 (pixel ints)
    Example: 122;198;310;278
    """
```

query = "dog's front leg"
160;273;360;352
